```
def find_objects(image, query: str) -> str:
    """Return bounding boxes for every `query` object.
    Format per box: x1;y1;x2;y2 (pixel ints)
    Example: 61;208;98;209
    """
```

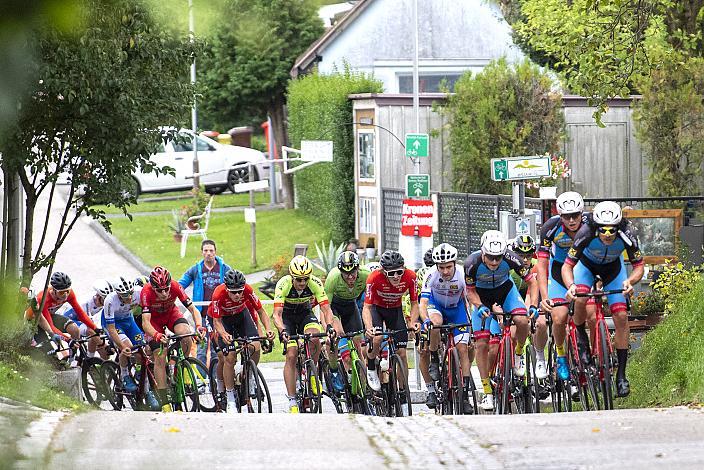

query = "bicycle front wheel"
241;360;272;413
390;355;412;417
176;358;201;412
82;358;108;408
183;357;215;412
498;338;512;415
598;321;614;410
300;359;322;413
100;360;122;411
449;348;464;415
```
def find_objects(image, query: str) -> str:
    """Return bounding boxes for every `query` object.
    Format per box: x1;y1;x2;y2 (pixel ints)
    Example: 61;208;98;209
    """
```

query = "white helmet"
113;276;134;296
432;243;458;264
556;191;584;215
592;201;622;225
480;230;508;256
93;279;113;298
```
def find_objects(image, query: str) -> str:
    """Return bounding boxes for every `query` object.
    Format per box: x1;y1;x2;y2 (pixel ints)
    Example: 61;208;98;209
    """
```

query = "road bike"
565;302;601;411
486;312;530;415
429;322;477;415
540;300;572;413
325;330;372;415
102;343;160;411
161;333;206;411
368;328;413;417
285;331;328;413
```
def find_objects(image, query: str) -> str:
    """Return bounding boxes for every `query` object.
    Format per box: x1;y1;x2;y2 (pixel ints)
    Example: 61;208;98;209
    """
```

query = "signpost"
405;174;430;198
405;133;429;158
490;156;551;181
401;199;433;237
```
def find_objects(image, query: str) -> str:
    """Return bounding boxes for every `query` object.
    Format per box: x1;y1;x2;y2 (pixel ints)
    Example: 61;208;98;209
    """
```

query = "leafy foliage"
438;58;564;194
287;67;383;243
313;240;345;273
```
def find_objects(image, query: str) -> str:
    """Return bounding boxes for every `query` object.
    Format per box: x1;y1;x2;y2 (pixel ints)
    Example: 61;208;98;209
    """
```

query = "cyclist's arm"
256;307;273;335
212;316;227;338
186;302;203;329
466;286;482;310
526;275;539;308
361;303;374;332
320;303;337;331
68;292;98;330
408;300;420;326
561;263;575;291
140;312;159;338
418;297;430;321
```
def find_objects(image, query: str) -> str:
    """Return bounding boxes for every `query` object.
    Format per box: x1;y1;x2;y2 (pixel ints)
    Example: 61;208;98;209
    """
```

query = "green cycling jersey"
324;266;371;302
274;274;328;310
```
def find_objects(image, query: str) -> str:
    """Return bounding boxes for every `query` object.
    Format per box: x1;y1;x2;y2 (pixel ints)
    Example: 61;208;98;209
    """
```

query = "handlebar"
428;322;472;332
572;289;626;298
339;329;365;339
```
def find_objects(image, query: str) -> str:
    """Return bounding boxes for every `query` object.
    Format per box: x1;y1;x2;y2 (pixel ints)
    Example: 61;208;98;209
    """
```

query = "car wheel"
227;166;259;193
205;185;226;195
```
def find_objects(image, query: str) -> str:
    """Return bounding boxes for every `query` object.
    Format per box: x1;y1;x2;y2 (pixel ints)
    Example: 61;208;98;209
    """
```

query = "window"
359;197;376;234
173;134;212;152
398;74;461;93
358;131;375;180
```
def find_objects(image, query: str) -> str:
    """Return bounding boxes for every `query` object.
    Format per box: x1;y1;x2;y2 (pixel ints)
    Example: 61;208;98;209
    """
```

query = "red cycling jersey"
25;289;97;333
140;280;192;315
208;284;262;319
364;269;417;309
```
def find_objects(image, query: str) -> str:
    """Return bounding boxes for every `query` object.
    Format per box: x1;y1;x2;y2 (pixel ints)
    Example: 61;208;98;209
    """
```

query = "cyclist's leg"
302;309;323;363
239;308;260;362
385;306;409;366
446;302;472;381
604;261;630;391
549;259;570;357
282;312;300;400
147;319;168;403
367;305;385;366
573;260;596;363
52;313;79;340
219;316;239;396
502;282;529;351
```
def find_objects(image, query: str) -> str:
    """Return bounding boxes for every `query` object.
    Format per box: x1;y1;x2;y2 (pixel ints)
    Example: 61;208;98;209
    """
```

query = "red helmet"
149;266;171;290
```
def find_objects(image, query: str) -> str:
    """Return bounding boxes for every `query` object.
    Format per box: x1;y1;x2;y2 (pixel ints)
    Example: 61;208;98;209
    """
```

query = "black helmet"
379;250;404;270
423;248;434;267
50;272;72;290
337;251;360;272
224;269;246;290
512;235;536;254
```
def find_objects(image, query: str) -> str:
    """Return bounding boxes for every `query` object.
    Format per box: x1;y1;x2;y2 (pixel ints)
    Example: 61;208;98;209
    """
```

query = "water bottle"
168;358;176;378
379;357;389;372
234;363;243;385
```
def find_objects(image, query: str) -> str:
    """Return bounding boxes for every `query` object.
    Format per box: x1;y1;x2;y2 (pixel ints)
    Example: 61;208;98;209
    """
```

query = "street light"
189;0;199;189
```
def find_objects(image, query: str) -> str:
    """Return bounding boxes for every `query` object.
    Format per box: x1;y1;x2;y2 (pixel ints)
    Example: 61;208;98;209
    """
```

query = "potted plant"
526;154;572;199
181;186;210;229
365;237;376;260
169;209;186;242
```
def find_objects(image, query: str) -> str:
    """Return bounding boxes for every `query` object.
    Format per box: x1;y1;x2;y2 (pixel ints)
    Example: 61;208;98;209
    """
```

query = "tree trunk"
269;98;295;209
20;191;36;288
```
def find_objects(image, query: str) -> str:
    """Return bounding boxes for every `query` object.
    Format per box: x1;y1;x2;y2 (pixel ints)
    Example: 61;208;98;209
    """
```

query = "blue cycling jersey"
464;250;531;289
566;219;643;267
538;214;589;263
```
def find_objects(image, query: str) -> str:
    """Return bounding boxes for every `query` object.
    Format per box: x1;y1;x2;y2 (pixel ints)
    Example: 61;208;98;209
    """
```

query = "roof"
291;0;374;78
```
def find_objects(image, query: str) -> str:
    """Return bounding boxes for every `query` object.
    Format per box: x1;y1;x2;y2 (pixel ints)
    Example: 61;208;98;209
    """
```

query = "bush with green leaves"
438;58;564;195
287;67;383;243
313;240;345;274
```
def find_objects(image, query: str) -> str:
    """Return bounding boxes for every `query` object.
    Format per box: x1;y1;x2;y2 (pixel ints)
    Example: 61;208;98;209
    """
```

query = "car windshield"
173;135;211;152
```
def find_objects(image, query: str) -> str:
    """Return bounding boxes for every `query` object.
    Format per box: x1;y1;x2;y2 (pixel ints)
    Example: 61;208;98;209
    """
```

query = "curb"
83;216;152;275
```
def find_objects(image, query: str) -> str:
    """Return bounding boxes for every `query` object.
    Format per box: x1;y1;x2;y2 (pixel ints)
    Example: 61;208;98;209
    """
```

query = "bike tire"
390;355;412;417
450;348;464;415
241;359;270;413
566;338;590;411
301;358;322;413
81;357;106;407
529;345;542;413
499;338;512;415
439;353;450;415
599;321;614;410
208;357;223;411
100;360;122;411
182;357;216;412
352;358;372;415
319;358;344;414
177;358;201;412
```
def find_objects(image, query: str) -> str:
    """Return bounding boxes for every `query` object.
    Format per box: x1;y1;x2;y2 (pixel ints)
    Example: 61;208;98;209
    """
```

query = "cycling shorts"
472;280;526;340
426;294;471;344
148;307;189;335
370;305;408;348
573;258;628;313
217;311;259;351
331;299;364;335
547;259;568;303
282;308;322;349
109;317;145;347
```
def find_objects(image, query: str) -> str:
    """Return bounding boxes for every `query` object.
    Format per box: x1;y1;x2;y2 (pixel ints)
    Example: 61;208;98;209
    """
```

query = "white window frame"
358;129;376;182
359;196;376;234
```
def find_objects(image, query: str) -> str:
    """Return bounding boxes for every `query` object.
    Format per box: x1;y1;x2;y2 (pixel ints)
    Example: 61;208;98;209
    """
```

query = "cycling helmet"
149;266;171;289
592;201;622;225
432;243;458;264
480;230;508;256
512;235;536;254
224;269;246;289
556;191;584;215
133;275;149;287
366;262;382;271
422;249;434;267
337;251;360;272
379;250;404;270
50;272;72;290
288;255;313;277
113;276;134;296
93;279;113;298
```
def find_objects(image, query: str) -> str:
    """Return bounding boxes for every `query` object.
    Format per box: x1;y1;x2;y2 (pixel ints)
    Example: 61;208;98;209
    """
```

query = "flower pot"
539;186;557;200
173;233;183;243
366;248;376;260
186;221;199;230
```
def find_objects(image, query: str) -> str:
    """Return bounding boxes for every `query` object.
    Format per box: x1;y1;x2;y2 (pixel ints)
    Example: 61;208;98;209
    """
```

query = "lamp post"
189;0;199;190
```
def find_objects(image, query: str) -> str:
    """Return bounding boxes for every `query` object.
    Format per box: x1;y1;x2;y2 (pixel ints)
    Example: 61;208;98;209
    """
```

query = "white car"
132;130;270;196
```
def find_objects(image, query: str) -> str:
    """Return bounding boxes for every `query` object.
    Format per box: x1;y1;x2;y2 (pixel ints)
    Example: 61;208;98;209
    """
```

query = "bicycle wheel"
352;358;372;415
181;357;215;412
100;360;122;411
82;357;107;407
449;348;464;415
301;358;322;413
498;339;512;415
319;358;344;414
566;339;590;411
390;355;412;417
208;358;223;411
528;345;541;413
439;353;450;415
240;360;271;413
598;322;614;410
176;358;201;412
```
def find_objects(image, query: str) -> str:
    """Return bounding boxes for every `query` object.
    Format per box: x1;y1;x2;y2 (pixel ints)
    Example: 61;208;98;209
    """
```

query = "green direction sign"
490;156;551;181
406;174;430;198
405;133;429;158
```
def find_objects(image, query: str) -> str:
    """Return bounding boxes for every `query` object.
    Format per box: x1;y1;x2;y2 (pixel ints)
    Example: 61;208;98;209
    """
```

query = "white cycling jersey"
103;288;142;324
420;265;466;309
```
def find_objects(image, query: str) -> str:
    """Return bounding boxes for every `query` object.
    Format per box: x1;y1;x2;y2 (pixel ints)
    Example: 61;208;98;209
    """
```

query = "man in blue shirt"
179;239;232;368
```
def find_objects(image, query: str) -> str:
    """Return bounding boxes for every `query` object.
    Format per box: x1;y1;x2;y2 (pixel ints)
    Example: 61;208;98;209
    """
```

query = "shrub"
438;58;564;194
287;66;383;243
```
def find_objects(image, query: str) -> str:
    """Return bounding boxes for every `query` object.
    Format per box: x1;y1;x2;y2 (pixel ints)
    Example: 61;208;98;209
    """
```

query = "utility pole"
189;0;200;189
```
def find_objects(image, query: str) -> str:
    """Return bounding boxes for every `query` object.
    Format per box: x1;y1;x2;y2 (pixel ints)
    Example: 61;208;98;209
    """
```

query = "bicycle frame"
429;322;472;415
287;332;328;413
489;312;517;415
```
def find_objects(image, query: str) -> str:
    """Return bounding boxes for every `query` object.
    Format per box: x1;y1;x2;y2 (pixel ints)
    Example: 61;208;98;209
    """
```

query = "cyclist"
465;230;538;411
422;243;473;414
362;250;420;392
102;277;159;408
61;279;113;359
209;269;275;413
272;255;337;414
511;235;548;380
562;201;644;397
324;251;371;392
140;266;206;412
538;191;589;381
25;272;101;351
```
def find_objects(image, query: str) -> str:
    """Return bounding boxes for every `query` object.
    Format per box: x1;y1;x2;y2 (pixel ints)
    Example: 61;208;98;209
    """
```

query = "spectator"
179;239;232;367
345;239;359;252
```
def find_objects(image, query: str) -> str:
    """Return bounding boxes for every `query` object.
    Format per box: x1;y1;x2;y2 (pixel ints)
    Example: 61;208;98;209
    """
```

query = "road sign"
490;156;551;181
301;140;333;162
405;133;429;158
401;199;433;237
405;174;430;198
234;179;269;193
515;217;530;236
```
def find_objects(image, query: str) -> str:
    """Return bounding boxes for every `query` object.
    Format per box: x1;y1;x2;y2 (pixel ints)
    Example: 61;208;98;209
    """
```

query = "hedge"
287;67;383;243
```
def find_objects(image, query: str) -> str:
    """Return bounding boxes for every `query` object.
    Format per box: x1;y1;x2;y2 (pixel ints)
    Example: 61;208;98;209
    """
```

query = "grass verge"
619;278;704;408
108;208;330;274
95;190;271;215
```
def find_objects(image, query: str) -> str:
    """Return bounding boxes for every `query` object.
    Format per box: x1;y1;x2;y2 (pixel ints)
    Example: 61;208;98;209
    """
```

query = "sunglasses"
560;212;582;221
384;269;404;277
598;226;617;236
227;288;245;294
55;289;71;296
292;276;309;283
341;269;358;277
155;287;170;293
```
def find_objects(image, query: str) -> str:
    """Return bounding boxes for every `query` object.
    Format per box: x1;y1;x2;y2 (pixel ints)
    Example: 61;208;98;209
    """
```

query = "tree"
198;0;324;208
0;0;196;288
440;58;564;195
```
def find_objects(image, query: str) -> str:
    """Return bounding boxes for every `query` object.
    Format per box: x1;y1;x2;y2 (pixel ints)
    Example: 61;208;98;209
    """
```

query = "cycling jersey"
274;275;329;313
565;219;644;268
26;289;98;333
464;250;533;290
209;283;262;318
63;295;103;327
364;269;417;309
420;265;466;309
538;214;589;263
324;267;370;302
140;280;193;315
103;289;142;324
